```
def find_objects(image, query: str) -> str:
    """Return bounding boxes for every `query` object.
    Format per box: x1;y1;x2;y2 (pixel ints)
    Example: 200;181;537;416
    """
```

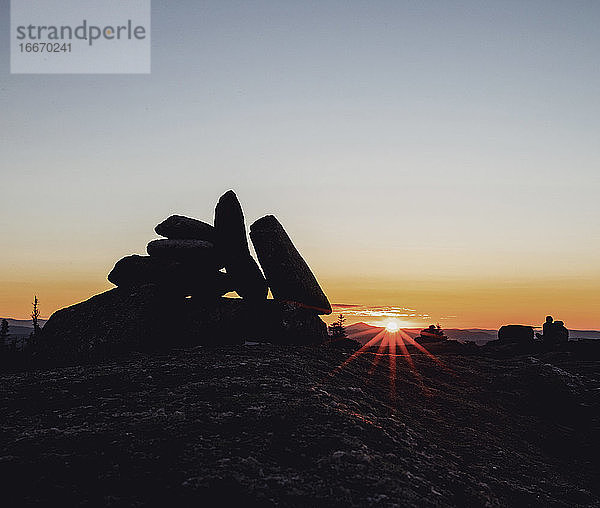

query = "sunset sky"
1;1;599;329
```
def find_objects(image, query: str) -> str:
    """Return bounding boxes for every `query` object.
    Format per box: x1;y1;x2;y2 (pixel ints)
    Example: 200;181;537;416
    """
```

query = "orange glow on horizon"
1;272;599;331
323;275;600;330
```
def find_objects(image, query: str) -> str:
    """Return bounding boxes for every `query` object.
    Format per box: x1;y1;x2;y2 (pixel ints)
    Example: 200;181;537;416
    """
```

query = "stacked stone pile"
107;191;268;301
41;191;332;362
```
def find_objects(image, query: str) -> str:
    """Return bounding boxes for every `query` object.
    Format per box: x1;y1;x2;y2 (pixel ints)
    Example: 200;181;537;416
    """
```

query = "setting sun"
386;321;400;332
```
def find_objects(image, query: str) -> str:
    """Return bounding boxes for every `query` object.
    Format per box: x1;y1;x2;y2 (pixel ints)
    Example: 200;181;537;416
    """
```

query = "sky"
1;1;599;328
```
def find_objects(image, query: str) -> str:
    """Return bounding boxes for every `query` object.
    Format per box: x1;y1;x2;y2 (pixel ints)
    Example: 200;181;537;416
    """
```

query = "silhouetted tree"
328;314;348;340
29;296;41;346
327;314;360;349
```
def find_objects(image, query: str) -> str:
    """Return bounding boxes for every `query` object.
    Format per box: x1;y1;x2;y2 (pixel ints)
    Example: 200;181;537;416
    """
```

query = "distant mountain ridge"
2;318;48;327
345;322;600;345
0;318;48;340
1;317;598;343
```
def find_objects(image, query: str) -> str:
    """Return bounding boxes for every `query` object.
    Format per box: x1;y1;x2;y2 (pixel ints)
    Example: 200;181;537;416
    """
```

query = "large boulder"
40;288;326;364
498;325;534;343
214;190;267;300
108;255;234;297
155;215;215;242
147;239;220;267
249;215;332;315
40;285;246;363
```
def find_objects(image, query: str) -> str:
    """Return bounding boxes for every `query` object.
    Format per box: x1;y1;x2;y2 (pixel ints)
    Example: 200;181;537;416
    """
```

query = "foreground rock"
41;287;326;363
214;190;267;300
250;215;332;314
1;347;597;506
155;215;215;242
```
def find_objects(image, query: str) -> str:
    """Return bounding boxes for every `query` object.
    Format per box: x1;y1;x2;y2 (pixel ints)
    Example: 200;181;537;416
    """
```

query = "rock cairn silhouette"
41;191;331;363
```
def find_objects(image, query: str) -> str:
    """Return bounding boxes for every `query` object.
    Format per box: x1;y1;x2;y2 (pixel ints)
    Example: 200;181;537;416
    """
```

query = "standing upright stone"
249;215;332;315
214;190;267;300
214;191;248;255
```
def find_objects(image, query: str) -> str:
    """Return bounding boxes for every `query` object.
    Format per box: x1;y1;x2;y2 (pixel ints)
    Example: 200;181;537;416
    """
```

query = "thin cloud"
331;303;430;322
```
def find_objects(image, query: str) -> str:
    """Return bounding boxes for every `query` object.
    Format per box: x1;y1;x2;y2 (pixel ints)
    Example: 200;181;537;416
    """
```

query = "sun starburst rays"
327;326;446;401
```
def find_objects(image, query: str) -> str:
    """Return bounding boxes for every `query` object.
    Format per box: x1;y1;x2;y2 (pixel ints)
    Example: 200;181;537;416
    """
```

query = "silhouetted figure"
542;316;554;339
553;320;569;343
537;315;569;344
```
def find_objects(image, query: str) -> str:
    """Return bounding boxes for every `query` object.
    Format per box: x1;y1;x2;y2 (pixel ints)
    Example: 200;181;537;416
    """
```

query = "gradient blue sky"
1;1;599;327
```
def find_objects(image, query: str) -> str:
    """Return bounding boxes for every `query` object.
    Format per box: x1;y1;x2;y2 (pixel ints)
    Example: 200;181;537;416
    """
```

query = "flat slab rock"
108;255;234;296
147;239;220;266
155;215;215;242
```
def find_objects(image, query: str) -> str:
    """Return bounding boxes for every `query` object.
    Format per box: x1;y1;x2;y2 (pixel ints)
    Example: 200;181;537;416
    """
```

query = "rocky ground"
1;344;599;507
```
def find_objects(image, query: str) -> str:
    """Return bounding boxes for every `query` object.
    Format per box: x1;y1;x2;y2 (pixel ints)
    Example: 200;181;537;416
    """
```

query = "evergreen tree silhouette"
328;314;348;340
29;296;41;348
